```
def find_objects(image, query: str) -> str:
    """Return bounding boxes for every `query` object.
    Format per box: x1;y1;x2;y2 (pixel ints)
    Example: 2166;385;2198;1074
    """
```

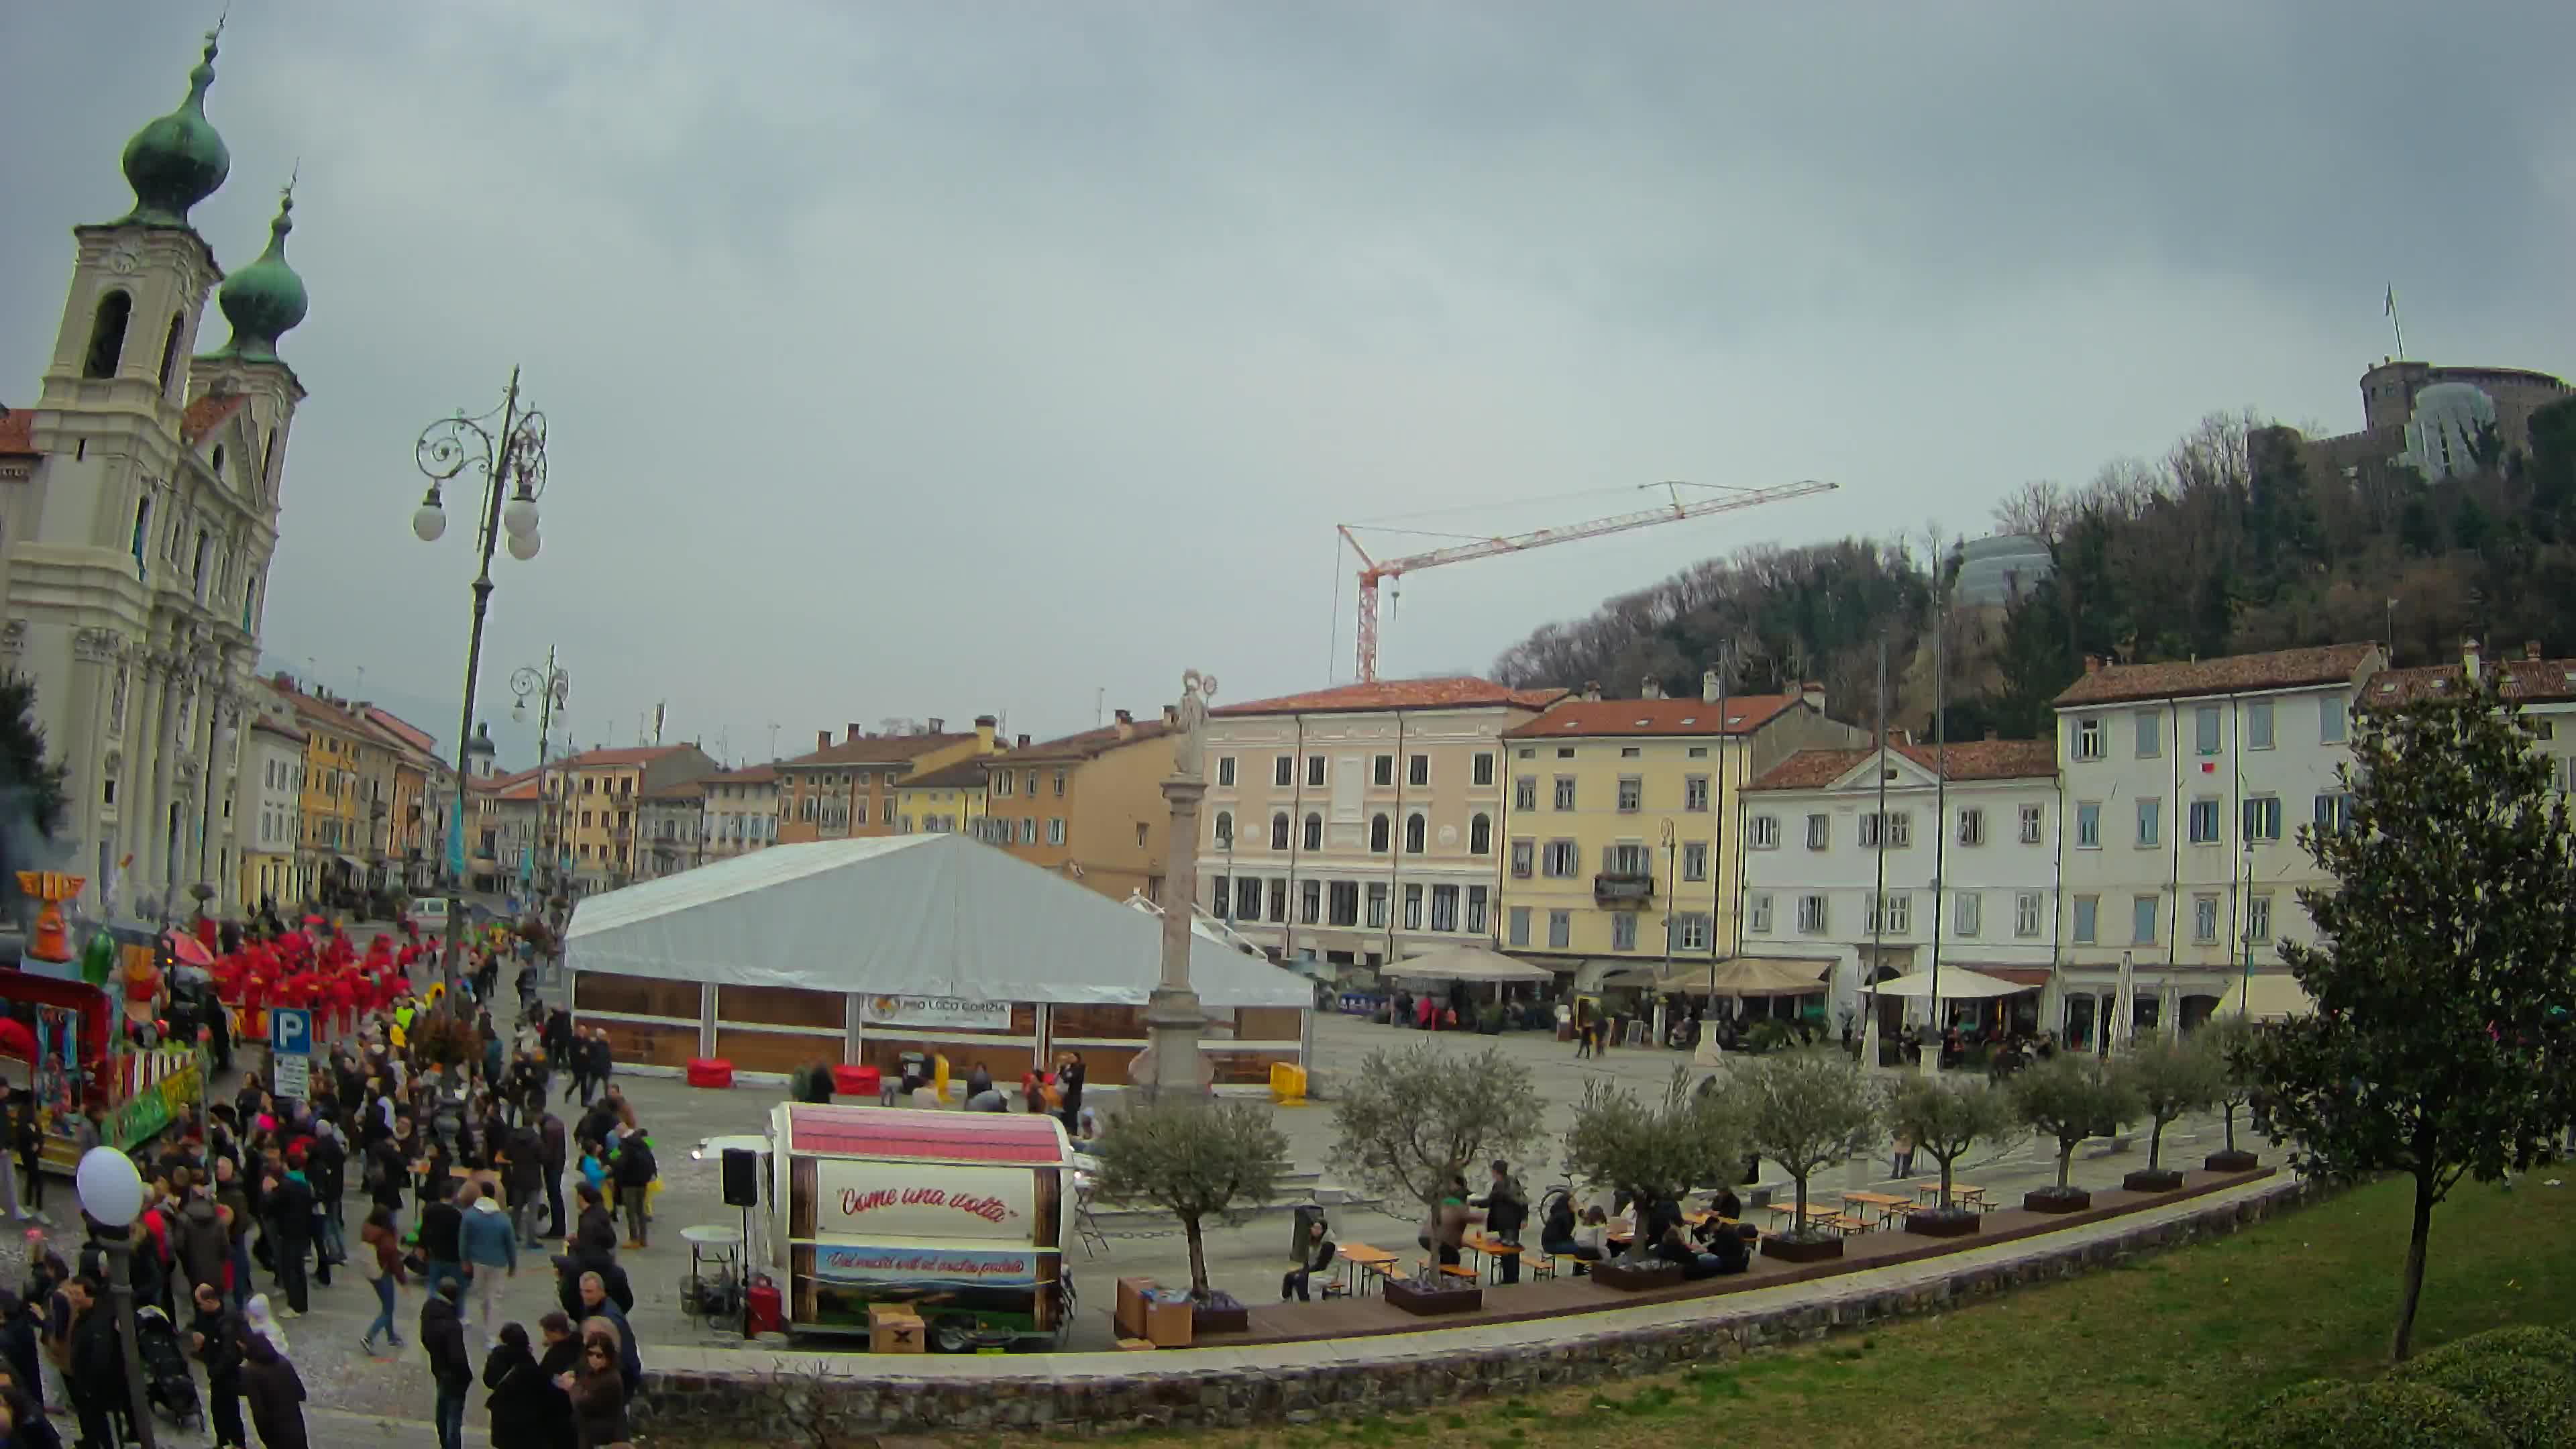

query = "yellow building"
275;680;374;902
975;710;1175;902
775;715;1003;844
1496;680;1863;978
894;756;989;835
551;743;720;896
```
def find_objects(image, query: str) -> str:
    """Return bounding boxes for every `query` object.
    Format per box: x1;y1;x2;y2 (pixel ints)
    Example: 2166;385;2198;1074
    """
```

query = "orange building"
774;716;1000;844
973;708;1175;902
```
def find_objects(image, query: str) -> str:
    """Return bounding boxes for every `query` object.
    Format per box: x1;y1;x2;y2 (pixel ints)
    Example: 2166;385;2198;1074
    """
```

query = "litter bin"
1289;1201;1326;1258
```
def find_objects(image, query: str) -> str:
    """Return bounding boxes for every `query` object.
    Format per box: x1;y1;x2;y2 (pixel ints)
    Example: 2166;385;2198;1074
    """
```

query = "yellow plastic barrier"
934;1053;951;1104
1269;1061;1307;1107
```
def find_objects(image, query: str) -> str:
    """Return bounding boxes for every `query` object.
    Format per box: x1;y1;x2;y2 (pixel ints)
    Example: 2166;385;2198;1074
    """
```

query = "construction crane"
1337;478;1839;682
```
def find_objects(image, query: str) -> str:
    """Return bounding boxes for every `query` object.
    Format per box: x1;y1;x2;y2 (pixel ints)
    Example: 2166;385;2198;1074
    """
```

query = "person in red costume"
323;969;357;1040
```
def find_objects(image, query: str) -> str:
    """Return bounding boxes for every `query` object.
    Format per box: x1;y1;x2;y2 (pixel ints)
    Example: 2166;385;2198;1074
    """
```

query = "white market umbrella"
1862;966;2032;1000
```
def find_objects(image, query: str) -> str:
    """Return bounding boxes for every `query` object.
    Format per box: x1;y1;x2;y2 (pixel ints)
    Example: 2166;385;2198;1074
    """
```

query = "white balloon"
75;1146;144;1227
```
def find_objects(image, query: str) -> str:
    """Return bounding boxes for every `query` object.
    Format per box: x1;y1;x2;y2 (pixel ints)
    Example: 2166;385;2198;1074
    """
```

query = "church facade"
0;28;311;917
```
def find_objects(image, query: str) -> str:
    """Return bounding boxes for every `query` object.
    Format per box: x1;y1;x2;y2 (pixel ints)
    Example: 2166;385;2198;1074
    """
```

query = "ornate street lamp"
76;1147;156;1449
414;368;549;1004
512;650;570;912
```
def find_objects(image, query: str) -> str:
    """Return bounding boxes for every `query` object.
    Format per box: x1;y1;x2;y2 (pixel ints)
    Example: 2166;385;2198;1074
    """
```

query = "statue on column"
1171;669;1217;780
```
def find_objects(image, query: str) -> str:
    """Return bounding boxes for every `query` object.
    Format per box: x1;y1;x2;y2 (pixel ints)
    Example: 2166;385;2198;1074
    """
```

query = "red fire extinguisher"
745;1274;785;1338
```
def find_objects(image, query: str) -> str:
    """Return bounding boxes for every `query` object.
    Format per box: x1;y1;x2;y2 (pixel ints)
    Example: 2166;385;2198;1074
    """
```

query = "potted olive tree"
1887;1075;2016;1238
2118;1030;2222;1193
1328;1041;1542;1310
1560;1067;1746;1290
2199;1016;2263;1173
1736;1050;1879;1263
2010;1053;2140;1213
1094;1098;1291;1331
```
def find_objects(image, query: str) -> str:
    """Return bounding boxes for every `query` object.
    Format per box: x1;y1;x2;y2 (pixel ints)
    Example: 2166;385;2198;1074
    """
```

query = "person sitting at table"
1281;1216;1337;1301
1707;1222;1756;1276
1538;1192;1601;1271
1652;1225;1726;1280
1709;1185;1743;1222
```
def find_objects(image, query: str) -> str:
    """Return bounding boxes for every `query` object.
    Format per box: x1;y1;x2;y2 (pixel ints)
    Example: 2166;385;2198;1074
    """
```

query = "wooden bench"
1527;1253;1562;1282
1436;1263;1478;1283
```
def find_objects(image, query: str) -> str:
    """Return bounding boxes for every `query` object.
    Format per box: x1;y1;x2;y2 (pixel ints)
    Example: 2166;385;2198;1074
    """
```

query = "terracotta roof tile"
901;759;995;790
1748;739;2057;792
776;733;972;768
2051;643;2379;708
704;764;779;785
1214;677;1568;716
1501;693;1805;739
642;779;708;802
992;720;1172;763
180;393;250;445
249;716;306;743
0;409;33;457
555;745;693;770
2368;655;2576;708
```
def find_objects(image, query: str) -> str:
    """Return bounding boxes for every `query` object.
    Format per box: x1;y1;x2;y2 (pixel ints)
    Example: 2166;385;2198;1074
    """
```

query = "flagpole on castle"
2385;284;2405;359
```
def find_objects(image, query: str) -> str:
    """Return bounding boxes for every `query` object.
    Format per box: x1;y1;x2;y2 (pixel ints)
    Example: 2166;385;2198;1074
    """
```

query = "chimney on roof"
2527;640;2544;662
2083;654;2103;674
1016;733;1030;749
816;730;830;751
2462;636;2481;682
1702;670;1720;704
926;717;945;733
1641;677;1664;700
975;714;996;749
1113;708;1135;741
1160;704;1178;726
847;722;864;743
1581;680;1602;702
1802;681;1826;714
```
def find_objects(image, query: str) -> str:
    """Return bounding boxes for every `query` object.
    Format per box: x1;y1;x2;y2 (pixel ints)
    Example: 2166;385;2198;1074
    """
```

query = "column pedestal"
1140;773;1210;1103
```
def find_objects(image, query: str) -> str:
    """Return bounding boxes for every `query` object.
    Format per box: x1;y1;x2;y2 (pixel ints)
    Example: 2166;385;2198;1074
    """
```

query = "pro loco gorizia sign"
817;1161;1032;1240
859;994;1012;1030
812;1244;1040;1288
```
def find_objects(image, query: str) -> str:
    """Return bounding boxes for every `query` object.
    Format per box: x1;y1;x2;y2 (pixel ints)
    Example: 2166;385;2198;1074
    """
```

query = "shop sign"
812;1244;1040;1287
859;994;1010;1030
816;1161;1034;1240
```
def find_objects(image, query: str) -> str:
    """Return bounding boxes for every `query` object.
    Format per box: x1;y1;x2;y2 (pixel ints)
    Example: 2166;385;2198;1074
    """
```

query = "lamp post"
76;1147;155;1449
413;368;550;1007
512;651;570;908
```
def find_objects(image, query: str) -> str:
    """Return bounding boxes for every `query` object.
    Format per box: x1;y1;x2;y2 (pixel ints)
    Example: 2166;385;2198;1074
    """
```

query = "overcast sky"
5;2;2570;767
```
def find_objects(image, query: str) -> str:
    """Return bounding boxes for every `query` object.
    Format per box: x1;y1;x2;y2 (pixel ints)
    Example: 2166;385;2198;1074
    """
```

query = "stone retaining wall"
640;1176;2324;1440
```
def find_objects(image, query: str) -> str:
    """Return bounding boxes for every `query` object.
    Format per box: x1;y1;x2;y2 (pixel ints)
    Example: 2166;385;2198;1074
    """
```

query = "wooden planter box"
1191;1292;1249;1336
2204;1150;2260;1173
1383;1279;1484;1317
1761;1232;1845;1264
1591;1258;1686;1293
1903;1209;1981;1239
2122;1169;2186;1193
2023;1187;2092;1214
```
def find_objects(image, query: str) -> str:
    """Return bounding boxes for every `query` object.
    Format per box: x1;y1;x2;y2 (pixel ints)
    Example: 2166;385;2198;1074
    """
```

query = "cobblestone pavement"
0;1003;2269;1438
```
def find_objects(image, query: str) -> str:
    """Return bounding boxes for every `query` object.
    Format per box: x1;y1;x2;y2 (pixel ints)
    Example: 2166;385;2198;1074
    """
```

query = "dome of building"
1951;533;2054;608
209;188;307;364
115;30;230;229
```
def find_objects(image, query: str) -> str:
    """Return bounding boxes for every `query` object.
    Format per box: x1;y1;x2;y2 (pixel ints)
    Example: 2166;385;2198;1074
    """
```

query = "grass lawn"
985;1174;2576;1449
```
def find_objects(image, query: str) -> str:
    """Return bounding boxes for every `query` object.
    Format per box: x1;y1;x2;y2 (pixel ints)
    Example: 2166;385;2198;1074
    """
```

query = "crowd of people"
2;920;659;1449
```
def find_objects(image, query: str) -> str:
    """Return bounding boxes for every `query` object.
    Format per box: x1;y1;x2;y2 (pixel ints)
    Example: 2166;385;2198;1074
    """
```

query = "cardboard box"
1142;1295;1192;1348
1114;1277;1155;1340
868;1303;925;1354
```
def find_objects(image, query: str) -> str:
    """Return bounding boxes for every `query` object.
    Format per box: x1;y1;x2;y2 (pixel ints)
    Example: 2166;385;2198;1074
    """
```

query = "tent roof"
565;834;1310;1008
2217;973;2314;1021
1388;945;1557;984
1605;955;1833;997
1865;966;2035;999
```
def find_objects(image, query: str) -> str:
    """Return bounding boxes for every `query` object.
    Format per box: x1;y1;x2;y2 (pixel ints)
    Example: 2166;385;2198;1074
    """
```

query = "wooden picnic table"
1839;1190;1913;1227
1912;1181;1991;1209
1462;1232;1523;1284
1337;1242;1398;1297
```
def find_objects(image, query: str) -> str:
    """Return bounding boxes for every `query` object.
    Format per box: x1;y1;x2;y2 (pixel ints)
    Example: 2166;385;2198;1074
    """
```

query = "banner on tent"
859;994;1012;1030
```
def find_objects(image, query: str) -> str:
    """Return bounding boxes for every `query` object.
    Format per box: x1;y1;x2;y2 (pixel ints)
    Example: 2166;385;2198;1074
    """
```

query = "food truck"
752;1103;1075;1350
0;888;205;1173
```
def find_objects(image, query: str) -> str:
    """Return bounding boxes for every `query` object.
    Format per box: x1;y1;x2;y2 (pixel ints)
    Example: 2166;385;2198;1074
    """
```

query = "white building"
0;32;309;916
2050;643;2381;1047
2369;638;2576;788
232;689;304;908
1741;739;2061;1034
700;764;780;861
1203;678;1564;971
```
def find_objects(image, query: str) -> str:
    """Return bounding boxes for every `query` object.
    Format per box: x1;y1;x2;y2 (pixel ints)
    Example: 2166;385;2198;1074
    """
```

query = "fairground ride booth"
561;833;1316;1095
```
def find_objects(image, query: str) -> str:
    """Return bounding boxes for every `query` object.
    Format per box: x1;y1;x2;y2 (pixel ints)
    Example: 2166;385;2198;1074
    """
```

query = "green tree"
1560;1067;1746;1260
2010;1053;2140;1193
2236;664;2576;1361
1093;1099;1290;1299
2118;1030;2222;1173
0;669;66;839
1733;1050;1878;1237
1328;1042;1545;1218
1886;1075;2015;1212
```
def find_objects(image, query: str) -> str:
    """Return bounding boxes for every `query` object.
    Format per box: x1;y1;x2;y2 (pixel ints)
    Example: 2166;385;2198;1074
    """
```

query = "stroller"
133;1305;203;1430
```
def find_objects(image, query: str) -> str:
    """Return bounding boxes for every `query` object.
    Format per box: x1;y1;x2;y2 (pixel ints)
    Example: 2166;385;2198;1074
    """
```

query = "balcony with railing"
1593;872;1654;904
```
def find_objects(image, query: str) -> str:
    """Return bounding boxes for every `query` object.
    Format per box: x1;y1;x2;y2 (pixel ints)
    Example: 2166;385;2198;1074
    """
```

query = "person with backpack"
610;1125;655;1250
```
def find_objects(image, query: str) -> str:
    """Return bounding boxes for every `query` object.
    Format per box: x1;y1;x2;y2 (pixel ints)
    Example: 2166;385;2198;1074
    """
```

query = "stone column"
1138;670;1217;1104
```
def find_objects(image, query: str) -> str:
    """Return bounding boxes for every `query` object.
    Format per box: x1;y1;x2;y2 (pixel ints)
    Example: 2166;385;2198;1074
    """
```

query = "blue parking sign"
270;1007;313;1056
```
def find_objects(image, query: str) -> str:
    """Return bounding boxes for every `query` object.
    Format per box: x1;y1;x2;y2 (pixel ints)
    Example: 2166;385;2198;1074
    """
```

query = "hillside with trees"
1491;394;2576;739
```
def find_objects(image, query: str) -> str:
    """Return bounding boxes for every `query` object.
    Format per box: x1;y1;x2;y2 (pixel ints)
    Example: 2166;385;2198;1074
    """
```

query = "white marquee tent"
566;833;1311;1009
